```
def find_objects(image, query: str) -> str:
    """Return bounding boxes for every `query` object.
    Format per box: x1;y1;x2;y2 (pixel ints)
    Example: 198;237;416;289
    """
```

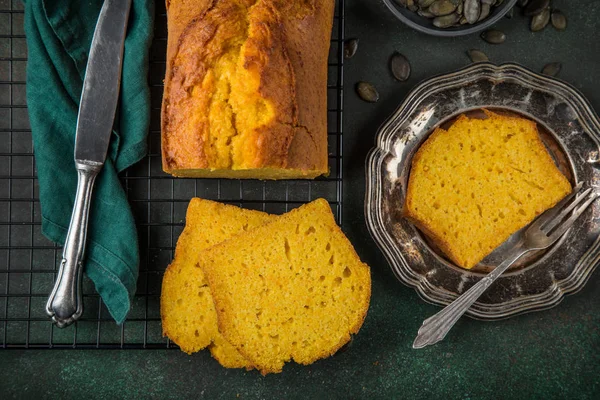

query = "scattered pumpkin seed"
524;0;549;16
356;82;379;103
481;29;506;44
551;10;567;31
531;7;550;32
344;39;359;59
390;52;411;81
467;49;489;63
542;62;561;77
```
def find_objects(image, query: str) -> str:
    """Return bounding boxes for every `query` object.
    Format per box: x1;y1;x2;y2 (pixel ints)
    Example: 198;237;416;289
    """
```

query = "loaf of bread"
200;199;371;374
161;0;334;179
160;198;274;368
404;110;571;269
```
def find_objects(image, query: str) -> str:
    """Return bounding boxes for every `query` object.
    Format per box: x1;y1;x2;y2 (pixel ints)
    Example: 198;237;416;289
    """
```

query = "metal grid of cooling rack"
0;0;345;348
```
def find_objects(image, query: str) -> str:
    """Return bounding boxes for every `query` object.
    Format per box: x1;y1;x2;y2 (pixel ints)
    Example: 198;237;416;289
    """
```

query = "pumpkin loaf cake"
161;0;334;179
200;199;371;374
160;198;275;368
404;110;571;269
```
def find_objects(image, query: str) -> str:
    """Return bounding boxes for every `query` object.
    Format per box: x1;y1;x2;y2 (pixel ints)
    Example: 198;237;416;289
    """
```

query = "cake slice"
160;198;275;368
403;110;571;269
200;199;371;375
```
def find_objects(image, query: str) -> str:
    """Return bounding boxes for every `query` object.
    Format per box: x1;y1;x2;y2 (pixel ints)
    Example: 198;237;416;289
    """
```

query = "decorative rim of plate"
365;62;600;320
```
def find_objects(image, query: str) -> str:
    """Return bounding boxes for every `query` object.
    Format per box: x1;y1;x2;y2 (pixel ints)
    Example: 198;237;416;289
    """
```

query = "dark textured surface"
1;0;600;399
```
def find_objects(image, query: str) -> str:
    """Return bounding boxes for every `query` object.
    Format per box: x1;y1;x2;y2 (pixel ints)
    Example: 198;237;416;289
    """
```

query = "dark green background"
2;1;599;398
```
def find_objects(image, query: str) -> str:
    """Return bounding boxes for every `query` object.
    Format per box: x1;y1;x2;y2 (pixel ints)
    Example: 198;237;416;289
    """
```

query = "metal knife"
46;0;133;328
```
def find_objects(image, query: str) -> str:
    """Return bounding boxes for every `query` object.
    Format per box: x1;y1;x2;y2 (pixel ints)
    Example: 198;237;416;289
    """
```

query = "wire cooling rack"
0;0;345;348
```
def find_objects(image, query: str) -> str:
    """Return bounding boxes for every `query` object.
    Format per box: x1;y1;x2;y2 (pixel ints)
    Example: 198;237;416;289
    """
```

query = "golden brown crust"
161;0;333;178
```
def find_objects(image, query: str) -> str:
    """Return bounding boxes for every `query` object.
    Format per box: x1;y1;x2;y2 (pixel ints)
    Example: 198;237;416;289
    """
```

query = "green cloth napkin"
24;0;154;324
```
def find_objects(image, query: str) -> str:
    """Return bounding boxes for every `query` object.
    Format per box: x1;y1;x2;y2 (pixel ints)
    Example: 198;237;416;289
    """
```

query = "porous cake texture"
404;110;571;269
200;199;371;374
160;198;274;368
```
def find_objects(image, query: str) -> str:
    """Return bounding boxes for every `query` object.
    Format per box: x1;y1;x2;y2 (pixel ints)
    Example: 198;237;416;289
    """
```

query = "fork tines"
534;183;598;241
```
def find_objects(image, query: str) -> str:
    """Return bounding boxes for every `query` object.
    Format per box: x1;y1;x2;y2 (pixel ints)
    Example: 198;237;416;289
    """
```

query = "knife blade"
75;0;132;164
46;0;132;328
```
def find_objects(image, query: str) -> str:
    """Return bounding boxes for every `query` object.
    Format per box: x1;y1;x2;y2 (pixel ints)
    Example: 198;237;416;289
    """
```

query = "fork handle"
413;243;528;349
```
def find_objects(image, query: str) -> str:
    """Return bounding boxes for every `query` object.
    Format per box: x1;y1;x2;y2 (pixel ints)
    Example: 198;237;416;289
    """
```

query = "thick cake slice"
160;198;275;368
403;110;571;269
200;199;371;374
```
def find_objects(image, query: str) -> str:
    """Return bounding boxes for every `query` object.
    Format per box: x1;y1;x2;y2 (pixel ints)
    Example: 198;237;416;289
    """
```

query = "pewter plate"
365;63;600;320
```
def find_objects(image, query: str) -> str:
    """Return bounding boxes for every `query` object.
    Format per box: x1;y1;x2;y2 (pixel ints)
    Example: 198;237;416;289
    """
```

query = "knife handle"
46;162;101;328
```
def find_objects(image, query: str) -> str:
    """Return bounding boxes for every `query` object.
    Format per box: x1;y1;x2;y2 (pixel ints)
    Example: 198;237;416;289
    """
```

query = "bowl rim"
382;0;519;37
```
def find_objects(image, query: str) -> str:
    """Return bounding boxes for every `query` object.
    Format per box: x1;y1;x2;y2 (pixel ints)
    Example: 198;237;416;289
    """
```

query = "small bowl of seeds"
384;0;518;36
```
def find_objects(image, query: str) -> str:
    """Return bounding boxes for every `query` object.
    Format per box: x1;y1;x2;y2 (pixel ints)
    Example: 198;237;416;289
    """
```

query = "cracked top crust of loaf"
161;0;334;179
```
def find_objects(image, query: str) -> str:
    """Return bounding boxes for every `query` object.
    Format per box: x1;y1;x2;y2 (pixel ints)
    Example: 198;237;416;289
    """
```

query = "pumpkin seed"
467;49;489;63
400;0;504;27
433;12;461;27
418;9;436;18
344;39;359;59
542;62;561;77
478;3;491;21
481;29;506;44
390;52;411;81
418;0;436;7
524;0;549;16
531;8;550;32
517;0;529;7
464;0;481;24
429;0;458;16
551;10;567;31
356;82;379;103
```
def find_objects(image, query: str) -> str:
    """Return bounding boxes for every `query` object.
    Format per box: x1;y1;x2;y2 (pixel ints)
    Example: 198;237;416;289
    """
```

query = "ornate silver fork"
413;183;598;349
